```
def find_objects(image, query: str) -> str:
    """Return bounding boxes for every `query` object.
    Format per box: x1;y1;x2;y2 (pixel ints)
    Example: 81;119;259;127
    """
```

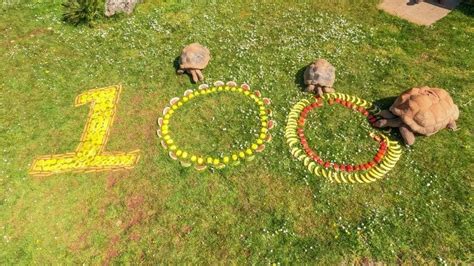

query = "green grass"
0;0;473;264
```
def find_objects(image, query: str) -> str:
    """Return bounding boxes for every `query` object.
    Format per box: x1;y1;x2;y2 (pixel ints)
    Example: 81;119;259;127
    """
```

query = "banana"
372;165;388;177
321;168;328;178
287;139;299;147
350;95;357;104
378;162;393;172
332;171;341;183
347;173;356;184
368;168;384;179
367;171;381;181
297;154;307;161
308;162;317;173
291;147;301;156
314;166;322;176
353;173;365;184
359;173;373;183
304;157;312;167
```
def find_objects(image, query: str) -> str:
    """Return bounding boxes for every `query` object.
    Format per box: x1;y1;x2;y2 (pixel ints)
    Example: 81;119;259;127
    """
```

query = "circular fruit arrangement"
157;81;274;171
285;93;402;183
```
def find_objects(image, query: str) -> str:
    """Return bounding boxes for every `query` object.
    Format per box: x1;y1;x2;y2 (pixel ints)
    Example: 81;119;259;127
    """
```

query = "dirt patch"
103;235;121;265
3;27;52;47
126;195;144;210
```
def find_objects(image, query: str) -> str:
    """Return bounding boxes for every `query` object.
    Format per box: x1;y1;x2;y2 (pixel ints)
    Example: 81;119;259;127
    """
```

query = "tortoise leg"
374;117;403;128
323;87;335;93
177;68;185;75
379;110;396;119
196;69;204;81
307;84;315;93
447;120;458;131
189;69;198;83
399;124;416;145
316;86;323;97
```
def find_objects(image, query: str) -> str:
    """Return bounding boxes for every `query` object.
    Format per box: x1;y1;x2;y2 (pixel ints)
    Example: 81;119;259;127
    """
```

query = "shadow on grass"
294;65;308;92
373;96;397;110
173;55;196;84
458;2;474;17
373;96;405;144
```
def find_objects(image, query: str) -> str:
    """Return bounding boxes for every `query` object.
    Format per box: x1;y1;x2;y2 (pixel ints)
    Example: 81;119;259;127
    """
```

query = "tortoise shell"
179;43;210;70
304;59;335;87
389;87;459;135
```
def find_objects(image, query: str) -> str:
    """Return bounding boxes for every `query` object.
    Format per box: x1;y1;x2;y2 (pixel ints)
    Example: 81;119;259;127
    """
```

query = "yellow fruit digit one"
29;85;140;176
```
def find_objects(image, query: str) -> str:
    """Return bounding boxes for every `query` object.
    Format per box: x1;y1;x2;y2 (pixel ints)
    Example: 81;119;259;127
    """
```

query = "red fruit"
333;163;340;170
297;128;304;134
317;159;324;165
340;164;346;172
354;165;360;171
312;155;320;161
374;156;382;163
324;162;331;168
347;165;353;172
369;161;376;167
329;99;335;105
335;98;341;103
363;163;370;169
363;111;369;116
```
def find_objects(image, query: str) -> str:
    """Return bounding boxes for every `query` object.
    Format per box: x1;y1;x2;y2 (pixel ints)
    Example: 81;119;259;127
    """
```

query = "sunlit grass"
0;0;472;264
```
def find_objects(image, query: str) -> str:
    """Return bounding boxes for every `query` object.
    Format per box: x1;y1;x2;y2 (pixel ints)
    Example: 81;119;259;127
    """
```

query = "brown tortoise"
374;86;459;145
304;59;335;96
177;43;210;83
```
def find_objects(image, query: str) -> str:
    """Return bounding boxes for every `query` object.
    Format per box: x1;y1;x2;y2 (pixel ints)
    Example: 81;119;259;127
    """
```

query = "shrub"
62;0;104;26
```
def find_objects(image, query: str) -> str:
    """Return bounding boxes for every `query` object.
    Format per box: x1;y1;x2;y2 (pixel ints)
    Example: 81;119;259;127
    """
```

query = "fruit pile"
285;92;402;183
29;85;140;176
157;81;274;171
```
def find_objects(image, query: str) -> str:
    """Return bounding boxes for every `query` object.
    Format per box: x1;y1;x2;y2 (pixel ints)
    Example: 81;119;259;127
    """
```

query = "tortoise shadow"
372;96;405;143
294;65;307;92
373;96;397;110
173;56;196;84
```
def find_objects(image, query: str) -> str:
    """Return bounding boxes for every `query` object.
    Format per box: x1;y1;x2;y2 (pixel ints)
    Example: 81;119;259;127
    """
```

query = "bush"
62;0;104;26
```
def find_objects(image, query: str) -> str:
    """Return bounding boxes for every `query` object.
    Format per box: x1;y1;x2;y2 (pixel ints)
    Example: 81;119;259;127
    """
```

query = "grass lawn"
0;0;473;264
